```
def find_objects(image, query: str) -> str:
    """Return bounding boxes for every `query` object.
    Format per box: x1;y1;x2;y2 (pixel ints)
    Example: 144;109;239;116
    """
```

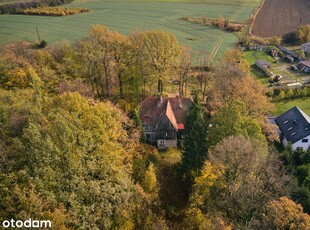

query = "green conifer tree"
181;98;209;178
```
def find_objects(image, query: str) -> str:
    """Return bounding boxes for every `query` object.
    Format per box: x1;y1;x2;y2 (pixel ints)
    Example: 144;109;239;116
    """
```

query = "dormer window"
291;132;296;136
284;120;289;124
288;127;293;131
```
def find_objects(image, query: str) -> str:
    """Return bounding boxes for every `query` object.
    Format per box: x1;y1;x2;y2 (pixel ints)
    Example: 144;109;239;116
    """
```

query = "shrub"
39;40;47;48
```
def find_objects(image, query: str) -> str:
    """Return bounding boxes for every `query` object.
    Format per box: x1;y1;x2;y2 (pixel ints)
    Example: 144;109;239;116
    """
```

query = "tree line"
17;7;89;16
0;0;74;14
0;25;191;114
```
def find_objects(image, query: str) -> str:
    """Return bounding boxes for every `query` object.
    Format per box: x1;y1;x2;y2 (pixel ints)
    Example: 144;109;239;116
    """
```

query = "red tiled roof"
300;60;310;68
140;97;167;125
169;97;193;123
140;96;193;129
166;100;179;130
177;123;185;130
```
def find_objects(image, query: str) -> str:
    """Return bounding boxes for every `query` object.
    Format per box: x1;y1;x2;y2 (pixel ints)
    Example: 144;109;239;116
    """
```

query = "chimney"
157;79;163;103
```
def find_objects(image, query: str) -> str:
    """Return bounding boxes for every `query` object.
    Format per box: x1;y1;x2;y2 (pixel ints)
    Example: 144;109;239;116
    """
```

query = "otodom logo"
2;219;51;228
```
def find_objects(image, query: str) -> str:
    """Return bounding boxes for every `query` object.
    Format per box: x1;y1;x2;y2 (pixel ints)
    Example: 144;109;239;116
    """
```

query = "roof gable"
165;100;178;130
300;60;310;68
275;106;310;144
140;96;193;128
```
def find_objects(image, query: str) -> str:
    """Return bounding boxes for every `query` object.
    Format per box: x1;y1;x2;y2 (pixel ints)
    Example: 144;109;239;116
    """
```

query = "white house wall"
157;139;177;150
282;136;288;147
292;134;310;151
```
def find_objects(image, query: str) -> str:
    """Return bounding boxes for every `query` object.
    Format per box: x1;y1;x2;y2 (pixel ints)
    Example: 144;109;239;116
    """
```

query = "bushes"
0;0;74;14
182;16;244;33
269;86;310;100
283;24;310;45
38;40;47;48
18;7;89;16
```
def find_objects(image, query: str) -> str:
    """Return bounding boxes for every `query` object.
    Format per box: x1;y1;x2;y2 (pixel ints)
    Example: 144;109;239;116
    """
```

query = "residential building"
301;42;310;55
275;106;310;151
140;82;193;149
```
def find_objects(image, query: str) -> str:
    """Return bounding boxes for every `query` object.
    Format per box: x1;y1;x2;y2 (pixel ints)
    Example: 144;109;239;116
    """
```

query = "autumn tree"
207;57;273;118
182;161;232;230
217;15;225;29
0;91;139;229
141;30;181;86
177;47;191;97
50;40;82;79
254;197;310;229
184;136;293;228
0;53;41;90
203;136;293;228
207;100;267;148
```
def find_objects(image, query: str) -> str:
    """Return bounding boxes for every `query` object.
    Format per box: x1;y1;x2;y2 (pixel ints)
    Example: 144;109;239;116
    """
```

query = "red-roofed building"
140;93;193;149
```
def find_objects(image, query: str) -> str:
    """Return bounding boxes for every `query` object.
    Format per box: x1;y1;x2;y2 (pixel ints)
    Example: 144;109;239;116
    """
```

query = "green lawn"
243;49;275;85
243;49;307;85
243;49;275;66
0;0;261;61
273;98;310;116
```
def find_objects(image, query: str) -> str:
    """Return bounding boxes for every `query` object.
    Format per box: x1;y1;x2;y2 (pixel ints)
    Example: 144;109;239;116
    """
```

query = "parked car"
290;65;298;71
274;74;283;82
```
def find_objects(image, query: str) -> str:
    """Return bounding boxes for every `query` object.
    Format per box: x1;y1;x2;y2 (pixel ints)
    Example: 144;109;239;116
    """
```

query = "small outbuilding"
299;60;310;73
255;60;271;74
278;46;300;61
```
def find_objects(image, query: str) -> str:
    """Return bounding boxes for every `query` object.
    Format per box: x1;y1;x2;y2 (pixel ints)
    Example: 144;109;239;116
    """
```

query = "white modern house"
275;106;310;151
301;42;310;56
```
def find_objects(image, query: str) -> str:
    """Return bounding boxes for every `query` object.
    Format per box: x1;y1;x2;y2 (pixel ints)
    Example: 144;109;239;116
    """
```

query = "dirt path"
252;0;310;37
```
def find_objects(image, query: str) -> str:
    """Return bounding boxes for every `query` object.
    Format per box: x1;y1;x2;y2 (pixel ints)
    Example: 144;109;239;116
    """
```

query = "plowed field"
252;0;310;37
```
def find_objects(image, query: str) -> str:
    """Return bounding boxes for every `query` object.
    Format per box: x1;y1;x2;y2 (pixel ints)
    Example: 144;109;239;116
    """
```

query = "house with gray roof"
278;46;300;62
275;106;310;151
255;60;271;75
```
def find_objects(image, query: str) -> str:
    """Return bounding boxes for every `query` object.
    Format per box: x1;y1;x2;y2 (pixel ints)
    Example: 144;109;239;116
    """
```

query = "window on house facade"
297;147;303;151
146;134;151;138
302;139;308;143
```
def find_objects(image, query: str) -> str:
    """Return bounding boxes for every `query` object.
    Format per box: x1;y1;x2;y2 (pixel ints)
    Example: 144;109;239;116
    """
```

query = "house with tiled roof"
140;81;193;149
275;106;310;151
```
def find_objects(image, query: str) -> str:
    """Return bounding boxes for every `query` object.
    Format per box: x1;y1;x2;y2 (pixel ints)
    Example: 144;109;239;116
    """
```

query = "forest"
0;25;309;229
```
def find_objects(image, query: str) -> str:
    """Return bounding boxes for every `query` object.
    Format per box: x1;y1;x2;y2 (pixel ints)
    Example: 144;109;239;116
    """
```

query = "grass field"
273;98;310;116
243;49;310;85
0;0;261;61
243;49;275;84
0;0;28;6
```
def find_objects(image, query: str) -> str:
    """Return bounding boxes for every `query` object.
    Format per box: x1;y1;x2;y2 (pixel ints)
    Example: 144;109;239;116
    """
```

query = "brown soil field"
252;0;310;37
